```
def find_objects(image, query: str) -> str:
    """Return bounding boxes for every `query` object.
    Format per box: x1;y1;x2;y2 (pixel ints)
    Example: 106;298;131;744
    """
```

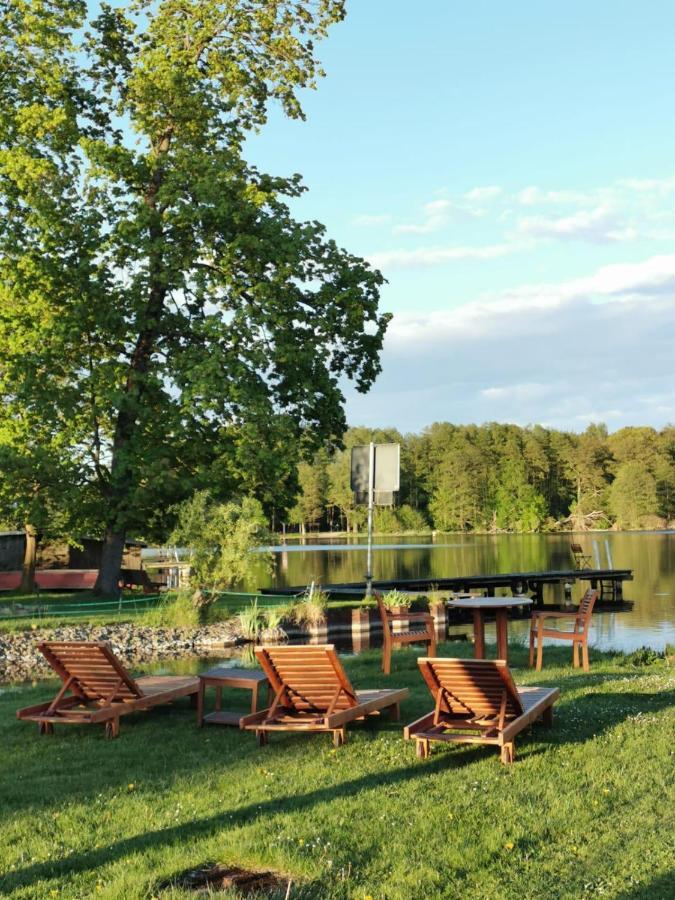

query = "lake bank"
0;621;241;684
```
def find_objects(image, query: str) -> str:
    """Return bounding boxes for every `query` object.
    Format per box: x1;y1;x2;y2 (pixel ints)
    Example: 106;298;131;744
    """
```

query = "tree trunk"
19;524;38;594
94;527;126;597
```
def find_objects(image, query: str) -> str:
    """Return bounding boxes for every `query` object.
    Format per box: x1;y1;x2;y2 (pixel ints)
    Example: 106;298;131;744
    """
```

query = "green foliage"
0;0;387;594
610;461;659;529
288;451;329;531
236;600;263;642
290;583;328;627
379;589;411;610
169;492;271;595
286;422;674;534
396;504;429;532
372;506;400;534
622;646;666;667
140;592;200;629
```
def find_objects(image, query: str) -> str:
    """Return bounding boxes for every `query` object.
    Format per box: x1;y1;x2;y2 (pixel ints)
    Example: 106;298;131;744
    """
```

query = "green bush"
397;504;430;532
236;600;264;641
623;646;665;667
290;584;328;627
141;593;200;629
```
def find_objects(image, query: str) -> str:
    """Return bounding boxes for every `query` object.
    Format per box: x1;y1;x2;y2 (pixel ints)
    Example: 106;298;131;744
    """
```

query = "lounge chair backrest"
255;645;358;713
418;658;524;720
576;589;598;634
38;641;143;703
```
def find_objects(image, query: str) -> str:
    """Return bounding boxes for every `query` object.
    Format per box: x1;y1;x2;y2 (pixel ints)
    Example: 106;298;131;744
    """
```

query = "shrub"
141;592;200;629
237;600;264;642
260;605;288;642
397;504;430;532
169;492;272;603
291;583;328;627
623;646;665;667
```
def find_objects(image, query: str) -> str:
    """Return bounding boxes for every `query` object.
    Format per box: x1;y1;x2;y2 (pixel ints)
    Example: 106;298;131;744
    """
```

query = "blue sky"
246;1;675;433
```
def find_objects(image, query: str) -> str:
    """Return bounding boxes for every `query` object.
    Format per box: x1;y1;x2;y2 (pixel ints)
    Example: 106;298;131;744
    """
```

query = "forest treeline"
287;423;675;534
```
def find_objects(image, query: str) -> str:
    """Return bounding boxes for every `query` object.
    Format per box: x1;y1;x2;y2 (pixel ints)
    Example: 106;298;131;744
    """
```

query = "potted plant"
380;589;412;615
290;582;328;638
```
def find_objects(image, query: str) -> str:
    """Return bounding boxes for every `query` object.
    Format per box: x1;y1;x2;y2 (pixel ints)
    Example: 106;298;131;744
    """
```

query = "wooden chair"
404;657;559;764
570;543;593;569
375;591;436;675
16;641;199;738
529;588;598;672
240;644;408;747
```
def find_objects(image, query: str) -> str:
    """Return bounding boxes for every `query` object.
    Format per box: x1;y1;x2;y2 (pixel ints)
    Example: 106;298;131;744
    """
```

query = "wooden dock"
266;567;633;607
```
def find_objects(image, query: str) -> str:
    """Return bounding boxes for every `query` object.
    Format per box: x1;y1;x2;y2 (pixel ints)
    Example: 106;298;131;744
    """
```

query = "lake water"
256;532;674;653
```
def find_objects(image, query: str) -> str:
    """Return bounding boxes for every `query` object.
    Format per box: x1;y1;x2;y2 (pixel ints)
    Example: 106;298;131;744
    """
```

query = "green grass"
1;644;673;899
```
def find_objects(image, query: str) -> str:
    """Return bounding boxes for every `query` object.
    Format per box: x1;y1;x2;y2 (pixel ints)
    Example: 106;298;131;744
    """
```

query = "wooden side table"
197;666;271;727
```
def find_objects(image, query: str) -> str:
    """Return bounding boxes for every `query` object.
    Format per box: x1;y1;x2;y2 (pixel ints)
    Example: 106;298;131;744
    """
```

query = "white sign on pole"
350;443;401;596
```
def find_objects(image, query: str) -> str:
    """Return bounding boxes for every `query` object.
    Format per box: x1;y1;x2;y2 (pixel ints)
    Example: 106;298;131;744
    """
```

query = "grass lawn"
0;643;673;899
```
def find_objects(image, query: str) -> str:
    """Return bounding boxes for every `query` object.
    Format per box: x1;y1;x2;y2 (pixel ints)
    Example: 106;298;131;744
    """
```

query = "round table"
449;596;532;662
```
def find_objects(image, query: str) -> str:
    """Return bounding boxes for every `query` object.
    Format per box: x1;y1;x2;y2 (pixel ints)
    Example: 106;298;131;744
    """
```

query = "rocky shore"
0;621;242;683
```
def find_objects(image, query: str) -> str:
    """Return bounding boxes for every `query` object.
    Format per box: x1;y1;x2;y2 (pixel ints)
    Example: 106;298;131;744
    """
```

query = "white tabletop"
449;596;532;610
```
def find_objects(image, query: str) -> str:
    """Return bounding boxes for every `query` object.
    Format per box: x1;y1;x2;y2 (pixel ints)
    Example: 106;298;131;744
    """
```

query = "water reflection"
251;532;674;653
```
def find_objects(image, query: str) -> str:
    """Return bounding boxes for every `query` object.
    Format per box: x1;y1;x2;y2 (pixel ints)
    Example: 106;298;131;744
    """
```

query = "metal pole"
365;441;375;597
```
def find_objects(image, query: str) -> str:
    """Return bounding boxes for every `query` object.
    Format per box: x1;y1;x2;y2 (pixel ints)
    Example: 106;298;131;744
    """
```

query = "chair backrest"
255;645;357;713
418;657;524;722
374;592;392;639
576;588;598;633
38;641;143;703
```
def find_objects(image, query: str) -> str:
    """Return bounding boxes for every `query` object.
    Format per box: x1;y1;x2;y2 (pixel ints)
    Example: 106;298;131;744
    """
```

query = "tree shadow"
613;870;675;900
544;689;674;747
1;745;489;892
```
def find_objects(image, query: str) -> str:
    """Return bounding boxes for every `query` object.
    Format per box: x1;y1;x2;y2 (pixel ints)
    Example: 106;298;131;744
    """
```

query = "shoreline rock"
0;621;241;684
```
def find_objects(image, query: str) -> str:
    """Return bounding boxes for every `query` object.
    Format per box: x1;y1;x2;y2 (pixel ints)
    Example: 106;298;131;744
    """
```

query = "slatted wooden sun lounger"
16;641;199;738
404;657;559;764
240;644;409;747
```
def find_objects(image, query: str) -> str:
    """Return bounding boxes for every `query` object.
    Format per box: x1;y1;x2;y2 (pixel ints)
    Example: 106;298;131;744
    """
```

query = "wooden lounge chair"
529;588;598;672
404;657;559;764
240;644;409;747
375;591;436;675
16;641;199;738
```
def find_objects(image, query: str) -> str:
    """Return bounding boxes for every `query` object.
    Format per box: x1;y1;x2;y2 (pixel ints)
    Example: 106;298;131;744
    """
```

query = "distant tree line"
286;424;675;534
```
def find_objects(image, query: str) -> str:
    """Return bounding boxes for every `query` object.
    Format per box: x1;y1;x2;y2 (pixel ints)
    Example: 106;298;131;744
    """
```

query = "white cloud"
481;383;552;401
518;204;627;243
344;252;675;431
464;186;502;202
353;213;392;227
516;186;594;206
617;176;675;194
393;198;462;235
368;242;519;271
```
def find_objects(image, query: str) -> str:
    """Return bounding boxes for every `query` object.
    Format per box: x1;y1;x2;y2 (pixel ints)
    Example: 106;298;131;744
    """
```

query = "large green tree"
0;1;388;594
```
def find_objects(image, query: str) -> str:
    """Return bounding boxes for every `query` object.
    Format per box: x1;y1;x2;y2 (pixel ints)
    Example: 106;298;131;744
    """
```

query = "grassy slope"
0;644;673;900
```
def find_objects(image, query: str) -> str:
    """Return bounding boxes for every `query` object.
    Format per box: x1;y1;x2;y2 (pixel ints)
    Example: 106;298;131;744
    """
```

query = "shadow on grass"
614;870;675;900
0;746;488;892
